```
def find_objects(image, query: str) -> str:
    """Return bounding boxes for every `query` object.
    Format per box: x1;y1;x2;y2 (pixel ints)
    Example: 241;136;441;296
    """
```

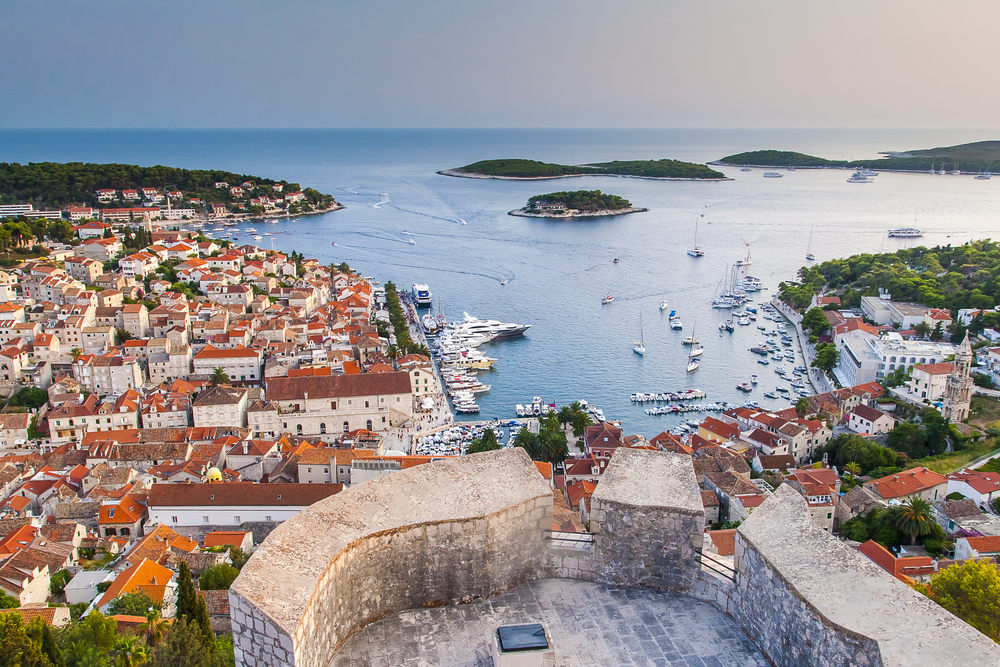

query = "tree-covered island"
440;158;727;180
509;190;646;218
716;140;1000;173
0;161;340;219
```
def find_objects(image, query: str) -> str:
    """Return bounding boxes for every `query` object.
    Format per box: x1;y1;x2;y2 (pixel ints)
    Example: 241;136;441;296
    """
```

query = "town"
0;200;997;663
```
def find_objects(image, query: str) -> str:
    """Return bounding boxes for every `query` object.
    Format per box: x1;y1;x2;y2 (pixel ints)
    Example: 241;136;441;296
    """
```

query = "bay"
2;129;998;436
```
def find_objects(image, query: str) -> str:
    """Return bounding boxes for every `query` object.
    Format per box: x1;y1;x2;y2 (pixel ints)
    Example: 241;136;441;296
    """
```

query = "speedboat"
682;336;699;345
751;375;758;384
331;241;337;246
659;300;668;311
602;295;614;305
408;238;416;245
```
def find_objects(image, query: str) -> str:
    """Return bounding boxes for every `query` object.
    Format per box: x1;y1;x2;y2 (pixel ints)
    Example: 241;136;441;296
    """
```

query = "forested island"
0;161;338;215
509;190;647;218
716;140;1000;173
440;158;726;180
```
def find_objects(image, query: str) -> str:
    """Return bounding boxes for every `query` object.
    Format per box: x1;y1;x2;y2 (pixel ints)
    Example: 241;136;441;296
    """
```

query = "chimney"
244;442;250;455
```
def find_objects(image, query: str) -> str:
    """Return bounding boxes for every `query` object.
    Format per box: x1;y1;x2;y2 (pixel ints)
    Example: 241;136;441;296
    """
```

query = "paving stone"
328;579;767;667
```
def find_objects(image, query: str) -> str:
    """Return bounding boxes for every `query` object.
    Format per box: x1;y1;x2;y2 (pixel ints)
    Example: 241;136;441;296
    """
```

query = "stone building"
941;332;974;422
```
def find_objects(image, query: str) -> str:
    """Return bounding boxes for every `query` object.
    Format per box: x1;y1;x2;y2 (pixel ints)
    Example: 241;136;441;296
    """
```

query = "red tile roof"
965;536;1000;555
867;467;947;499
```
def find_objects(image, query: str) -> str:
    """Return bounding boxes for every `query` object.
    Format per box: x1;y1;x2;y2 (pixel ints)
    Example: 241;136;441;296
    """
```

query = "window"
265;515;271;522
827;513;832;519
324;467;328;473
365;400;370;408
234;516;241;523
343;421;349;432
108;508;115;518
331;401;337;410
308;467;312;473
320;423;326;434
203;516;209;523
297;424;303;435
366;419;373;430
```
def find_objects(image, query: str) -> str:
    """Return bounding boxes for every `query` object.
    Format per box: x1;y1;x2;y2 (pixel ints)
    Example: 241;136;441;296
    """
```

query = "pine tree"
193;595;215;649
175;561;197;622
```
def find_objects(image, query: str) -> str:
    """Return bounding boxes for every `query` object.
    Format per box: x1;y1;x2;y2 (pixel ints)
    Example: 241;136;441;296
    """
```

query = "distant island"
440;158;727;180
0;161;340;220
715;141;1000;173
509;190;647;219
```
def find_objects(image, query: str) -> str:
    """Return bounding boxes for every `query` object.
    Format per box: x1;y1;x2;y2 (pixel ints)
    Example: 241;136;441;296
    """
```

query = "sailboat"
806;227;816;261
735;242;752;267
687;217;704;257
686;323;700;372
633;313;645;356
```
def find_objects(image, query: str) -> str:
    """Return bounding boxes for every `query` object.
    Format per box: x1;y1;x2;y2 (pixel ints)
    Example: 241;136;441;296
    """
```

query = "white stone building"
192;385;249;428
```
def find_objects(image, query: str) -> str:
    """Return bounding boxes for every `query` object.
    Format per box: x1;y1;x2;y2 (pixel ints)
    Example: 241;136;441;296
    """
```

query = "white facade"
152;504;308;526
193;350;263;383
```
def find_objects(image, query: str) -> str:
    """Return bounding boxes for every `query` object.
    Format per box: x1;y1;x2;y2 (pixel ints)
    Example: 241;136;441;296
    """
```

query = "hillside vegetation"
451;158;724;179
779;239;1000;321
0;161;320;208
719;140;1000;172
526;190;632;211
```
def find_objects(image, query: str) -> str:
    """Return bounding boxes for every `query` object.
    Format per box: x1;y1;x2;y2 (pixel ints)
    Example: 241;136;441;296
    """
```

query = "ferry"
412;284;433;306
763;172;783;178
888;228;923;238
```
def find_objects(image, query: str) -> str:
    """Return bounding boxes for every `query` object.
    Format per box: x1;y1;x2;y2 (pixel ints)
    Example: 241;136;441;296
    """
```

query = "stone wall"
588;448;705;592
229;449;553;667
720;485;1000;667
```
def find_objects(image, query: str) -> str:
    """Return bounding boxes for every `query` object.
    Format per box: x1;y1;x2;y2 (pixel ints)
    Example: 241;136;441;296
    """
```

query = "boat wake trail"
387;205;463;224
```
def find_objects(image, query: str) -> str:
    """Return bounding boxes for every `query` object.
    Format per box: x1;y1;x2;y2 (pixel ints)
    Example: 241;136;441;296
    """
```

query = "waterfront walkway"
771;297;834;395
329;578;768;667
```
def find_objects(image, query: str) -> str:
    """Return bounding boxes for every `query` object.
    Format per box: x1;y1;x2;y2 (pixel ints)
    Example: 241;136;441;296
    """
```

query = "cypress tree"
194;595;215;649
39;621;64;667
175;561;196;622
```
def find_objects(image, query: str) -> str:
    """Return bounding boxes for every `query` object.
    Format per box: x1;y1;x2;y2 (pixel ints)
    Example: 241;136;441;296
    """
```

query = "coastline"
221;202;344;223
438;169;731;182
509;206;648;219
709;161;963;175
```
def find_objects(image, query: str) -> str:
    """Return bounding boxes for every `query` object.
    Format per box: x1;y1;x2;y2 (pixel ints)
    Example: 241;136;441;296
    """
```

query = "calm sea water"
2;129;998;436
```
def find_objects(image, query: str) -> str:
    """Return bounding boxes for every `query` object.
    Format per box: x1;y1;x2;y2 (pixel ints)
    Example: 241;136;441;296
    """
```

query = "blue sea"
2;129;998;436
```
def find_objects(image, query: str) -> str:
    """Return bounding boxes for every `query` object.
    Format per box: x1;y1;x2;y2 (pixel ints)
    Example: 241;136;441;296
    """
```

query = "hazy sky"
3;0;999;129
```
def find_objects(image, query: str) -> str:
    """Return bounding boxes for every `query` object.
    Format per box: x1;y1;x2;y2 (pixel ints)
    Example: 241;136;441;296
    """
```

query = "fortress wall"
588;448;705;591
229;449;552;667
729;484;1000;667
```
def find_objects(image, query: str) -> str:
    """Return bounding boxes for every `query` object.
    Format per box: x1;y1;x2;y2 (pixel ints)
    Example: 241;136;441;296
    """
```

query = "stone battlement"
231;448;1000;667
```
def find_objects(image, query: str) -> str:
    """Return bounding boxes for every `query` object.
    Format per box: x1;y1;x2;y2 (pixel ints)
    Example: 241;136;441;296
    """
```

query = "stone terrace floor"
330;578;768;667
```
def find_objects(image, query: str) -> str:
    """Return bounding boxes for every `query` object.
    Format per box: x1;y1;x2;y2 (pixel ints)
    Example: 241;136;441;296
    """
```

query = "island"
715;140;1000;173
0;161;341;222
440;158;727;180
509;190;647;218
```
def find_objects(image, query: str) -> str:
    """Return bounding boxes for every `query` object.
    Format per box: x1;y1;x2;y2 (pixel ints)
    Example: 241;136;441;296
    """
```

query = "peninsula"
509;190;647;218
440;158;727;180
715;140;1000;173
0;161;341;221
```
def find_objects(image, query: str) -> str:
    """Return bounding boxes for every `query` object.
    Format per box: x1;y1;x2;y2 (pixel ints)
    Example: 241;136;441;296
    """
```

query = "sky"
3;0;999;129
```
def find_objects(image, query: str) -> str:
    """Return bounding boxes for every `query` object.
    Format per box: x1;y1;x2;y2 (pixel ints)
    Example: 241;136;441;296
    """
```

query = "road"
771;297;834;395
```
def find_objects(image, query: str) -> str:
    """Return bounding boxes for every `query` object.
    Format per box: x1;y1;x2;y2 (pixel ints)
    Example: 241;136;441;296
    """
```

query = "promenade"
770;296;834;395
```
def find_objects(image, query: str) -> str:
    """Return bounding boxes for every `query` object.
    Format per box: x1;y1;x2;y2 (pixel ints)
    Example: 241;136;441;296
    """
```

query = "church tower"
942;331;973;422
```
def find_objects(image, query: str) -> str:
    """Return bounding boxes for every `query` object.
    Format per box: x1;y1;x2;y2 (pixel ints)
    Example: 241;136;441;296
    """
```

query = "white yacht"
412;284;433;306
633;313;645;356
763;172;783;178
245;227;258;233
888;228;923;238
687;217;704;257
847;171;873;183
445;312;530;340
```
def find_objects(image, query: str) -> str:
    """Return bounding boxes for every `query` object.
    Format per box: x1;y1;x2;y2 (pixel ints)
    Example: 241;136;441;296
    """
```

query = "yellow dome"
206;467;223;482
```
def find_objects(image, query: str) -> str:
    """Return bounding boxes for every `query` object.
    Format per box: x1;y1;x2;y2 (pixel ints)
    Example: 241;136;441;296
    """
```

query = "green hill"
447;158;724;179
718;141;1000;172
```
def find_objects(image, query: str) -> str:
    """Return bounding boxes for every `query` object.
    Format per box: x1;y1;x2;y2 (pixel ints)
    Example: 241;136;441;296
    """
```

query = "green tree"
227;548;249;571
148;619;216;667
175;562;197;622
192;596;215;650
812;343;838;372
512;426;540;459
795;397;810;418
974;373;995;389
0;591;19;609
919;559;1000;641
848;522;869;542
31;618;63;667
913;321;932;339
114;328;132;345
931;321;944;341
50;569;72;597
67;611;118;656
466;428;500;454
895;497;934;545
844;462;862;477
198;564;240;591
801;307;830;334
107;591;159;617
112;635;148;667
142;609;168;649
209;367;230;386
69;348;83;362
8;387;48;409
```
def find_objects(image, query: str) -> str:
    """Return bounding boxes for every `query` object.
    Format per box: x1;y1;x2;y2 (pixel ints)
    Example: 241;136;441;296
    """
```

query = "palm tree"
114;635;149;666
209;367;230;386
839;437;865;465
512;426;541;459
70;347;83;362
895;497;934;545
143;608;168;647
844;462;862;478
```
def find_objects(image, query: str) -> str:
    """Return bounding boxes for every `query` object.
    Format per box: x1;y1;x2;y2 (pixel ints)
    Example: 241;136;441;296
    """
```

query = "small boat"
601;296;614;305
737;383;752;393
331;241;337;246
741;164;752;172
688;346;704;357
252;235;263;240
613;258;620;264
975;171;992;180
888;227;923;238
408;238;416;245
682;336;700;345
686;324;700;372
764;391;778;399
763;172;783;178
758;359;770;365
847;171;873;183
686;359;700;373
501;280;508;285
687;217;704;257
806;227;816;261
751;374;758;384
659;300;668;311
633;313;645;356
460;219;467;225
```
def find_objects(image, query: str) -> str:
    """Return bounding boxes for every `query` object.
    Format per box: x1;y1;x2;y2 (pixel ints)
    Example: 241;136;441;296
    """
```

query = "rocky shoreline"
509;207;648;219
439;169;730;182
